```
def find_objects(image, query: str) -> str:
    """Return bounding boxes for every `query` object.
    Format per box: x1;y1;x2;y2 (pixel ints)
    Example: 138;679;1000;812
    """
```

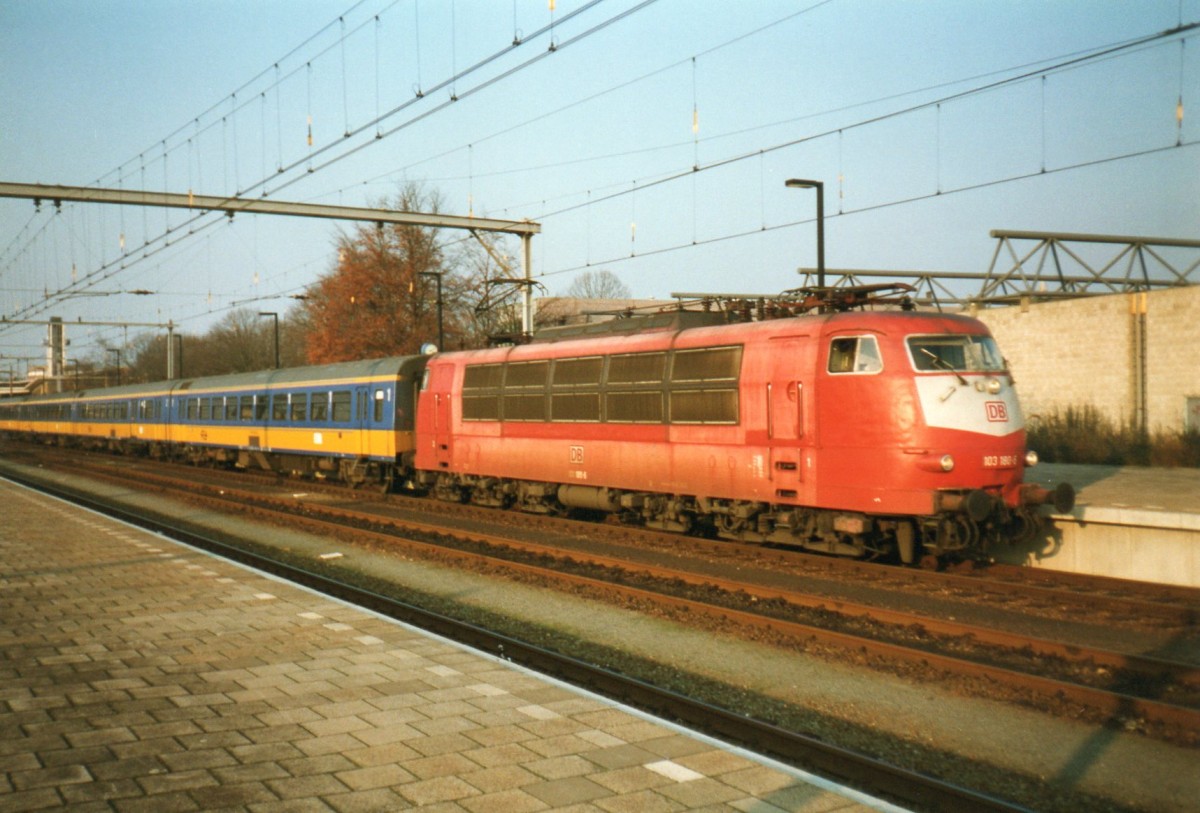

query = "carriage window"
373;389;386;423
225;397;239;420
186;398;199;420
908;335;1005;372
828;336;883;374
199;398;211;420
239;396;255;420
254;396;268;421
310;392;329;421
332;391;352;423
290;393;308;422
271;394;288;421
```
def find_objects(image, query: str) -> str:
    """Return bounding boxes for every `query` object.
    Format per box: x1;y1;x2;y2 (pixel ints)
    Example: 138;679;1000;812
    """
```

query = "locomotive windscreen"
907;335;1005;372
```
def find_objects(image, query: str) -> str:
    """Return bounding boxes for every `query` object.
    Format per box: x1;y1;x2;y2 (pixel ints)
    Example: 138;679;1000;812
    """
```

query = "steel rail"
0;467;1029;813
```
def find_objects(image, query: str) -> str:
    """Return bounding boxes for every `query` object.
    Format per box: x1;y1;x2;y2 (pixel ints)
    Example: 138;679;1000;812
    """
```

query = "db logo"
985;401;1008;422
569;445;585;464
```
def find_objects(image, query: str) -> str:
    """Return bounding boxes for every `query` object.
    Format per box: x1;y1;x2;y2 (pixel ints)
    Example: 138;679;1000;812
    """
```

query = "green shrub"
1026;406;1200;467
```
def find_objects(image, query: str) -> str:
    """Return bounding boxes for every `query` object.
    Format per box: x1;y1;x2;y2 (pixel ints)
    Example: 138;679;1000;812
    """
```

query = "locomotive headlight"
986;378;1002;394
915;453;955;473
1025;450;1039;467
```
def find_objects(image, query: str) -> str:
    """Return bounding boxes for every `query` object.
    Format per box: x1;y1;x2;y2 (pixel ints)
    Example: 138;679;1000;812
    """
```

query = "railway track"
46;439;1193;630
9;446;1200;748
0;460;1033;813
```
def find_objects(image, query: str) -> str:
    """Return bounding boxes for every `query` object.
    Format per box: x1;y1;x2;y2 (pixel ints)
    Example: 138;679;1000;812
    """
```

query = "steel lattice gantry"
980;230;1200;303
792;231;1200;309
0;181;543;338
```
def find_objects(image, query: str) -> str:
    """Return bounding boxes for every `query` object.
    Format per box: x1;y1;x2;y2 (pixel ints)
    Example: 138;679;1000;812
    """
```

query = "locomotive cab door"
425;362;455;470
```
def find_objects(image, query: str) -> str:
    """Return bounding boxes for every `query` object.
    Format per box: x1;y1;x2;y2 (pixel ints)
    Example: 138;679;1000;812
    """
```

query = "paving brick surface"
0;479;877;811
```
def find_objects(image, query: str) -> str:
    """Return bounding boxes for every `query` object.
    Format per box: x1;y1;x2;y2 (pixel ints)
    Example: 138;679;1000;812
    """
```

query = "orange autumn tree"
301;185;451;364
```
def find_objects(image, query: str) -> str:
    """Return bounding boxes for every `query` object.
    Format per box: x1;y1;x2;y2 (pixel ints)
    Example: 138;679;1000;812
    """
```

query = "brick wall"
970;286;1200;432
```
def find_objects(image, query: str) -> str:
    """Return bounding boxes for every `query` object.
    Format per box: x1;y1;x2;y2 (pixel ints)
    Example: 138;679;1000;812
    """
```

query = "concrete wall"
970;286;1200;433
994;509;1200;588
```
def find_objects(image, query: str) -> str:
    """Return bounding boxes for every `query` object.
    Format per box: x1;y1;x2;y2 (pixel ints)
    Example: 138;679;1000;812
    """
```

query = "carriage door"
767;337;813;497
354;386;370;456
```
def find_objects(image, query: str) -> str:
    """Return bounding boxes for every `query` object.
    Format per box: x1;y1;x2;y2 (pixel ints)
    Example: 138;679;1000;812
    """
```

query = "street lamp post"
107;348;122;386
784;178;825;290
417;272;445;350
258;312;280;369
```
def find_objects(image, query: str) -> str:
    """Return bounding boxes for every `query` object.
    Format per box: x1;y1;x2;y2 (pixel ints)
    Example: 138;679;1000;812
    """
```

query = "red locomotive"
1;285;1071;565
414;288;1073;564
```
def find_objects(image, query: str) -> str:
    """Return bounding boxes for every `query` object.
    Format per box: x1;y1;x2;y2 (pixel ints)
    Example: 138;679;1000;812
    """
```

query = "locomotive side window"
608;352;665;384
550;357;602;422
668;346;742;424
607;352;667;424
828;336;882;374
606;390;663;423
670;346;740;382
670;389;738;424
907;335;1005;372
463;363;502;421
502;361;548;422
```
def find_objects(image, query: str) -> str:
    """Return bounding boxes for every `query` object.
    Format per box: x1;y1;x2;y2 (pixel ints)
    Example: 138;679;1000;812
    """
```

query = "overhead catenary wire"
4;9;1195;347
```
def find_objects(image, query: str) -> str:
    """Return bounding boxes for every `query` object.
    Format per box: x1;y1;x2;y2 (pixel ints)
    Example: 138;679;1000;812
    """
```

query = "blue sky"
1;0;1197;367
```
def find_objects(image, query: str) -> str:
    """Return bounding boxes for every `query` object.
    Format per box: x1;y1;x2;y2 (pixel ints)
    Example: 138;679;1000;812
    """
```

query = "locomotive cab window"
907;335;1005;372
828;336;882;374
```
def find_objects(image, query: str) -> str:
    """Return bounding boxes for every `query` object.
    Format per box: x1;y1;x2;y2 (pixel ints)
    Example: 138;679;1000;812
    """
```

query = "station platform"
0;477;888;813
1019;463;1200;587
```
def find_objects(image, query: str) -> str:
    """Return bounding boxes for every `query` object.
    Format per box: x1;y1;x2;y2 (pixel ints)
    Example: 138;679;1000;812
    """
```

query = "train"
0;288;1073;565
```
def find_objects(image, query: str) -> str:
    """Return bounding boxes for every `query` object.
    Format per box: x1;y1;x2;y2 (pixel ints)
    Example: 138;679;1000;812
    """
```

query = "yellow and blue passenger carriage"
0;355;429;490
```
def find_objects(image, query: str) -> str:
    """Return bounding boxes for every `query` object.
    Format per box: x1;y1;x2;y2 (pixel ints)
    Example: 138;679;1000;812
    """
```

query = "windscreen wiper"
921;348;967;386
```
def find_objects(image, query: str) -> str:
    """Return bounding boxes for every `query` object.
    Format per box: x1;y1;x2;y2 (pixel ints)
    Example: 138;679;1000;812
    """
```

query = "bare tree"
565;269;630;299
